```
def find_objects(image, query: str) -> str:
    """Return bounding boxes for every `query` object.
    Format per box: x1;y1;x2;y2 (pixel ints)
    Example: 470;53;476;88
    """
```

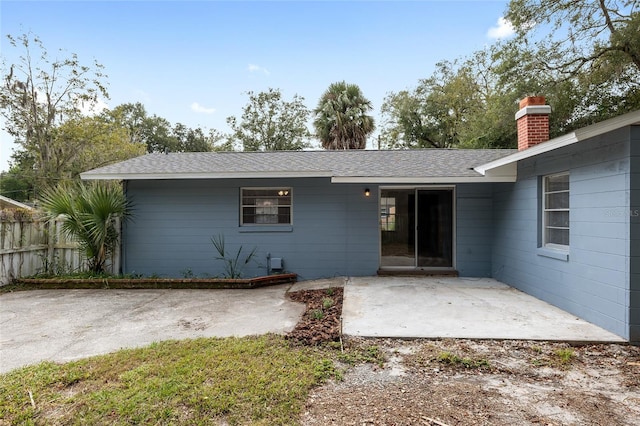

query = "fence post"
48;219;56;274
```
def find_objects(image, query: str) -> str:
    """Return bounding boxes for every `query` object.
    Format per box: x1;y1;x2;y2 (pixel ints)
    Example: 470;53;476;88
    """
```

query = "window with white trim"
241;188;292;225
542;173;569;248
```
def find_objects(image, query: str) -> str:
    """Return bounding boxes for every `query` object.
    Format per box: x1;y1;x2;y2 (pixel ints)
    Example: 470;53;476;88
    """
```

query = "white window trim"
542;172;569;250
240;187;292;226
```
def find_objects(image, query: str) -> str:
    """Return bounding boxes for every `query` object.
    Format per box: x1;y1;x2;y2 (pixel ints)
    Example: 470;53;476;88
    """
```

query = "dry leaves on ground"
286;287;640;426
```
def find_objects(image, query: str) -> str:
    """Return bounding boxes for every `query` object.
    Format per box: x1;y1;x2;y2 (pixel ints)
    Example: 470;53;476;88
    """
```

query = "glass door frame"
378;185;456;271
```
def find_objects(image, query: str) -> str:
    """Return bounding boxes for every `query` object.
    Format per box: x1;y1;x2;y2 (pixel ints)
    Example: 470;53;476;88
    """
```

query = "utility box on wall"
270;257;283;271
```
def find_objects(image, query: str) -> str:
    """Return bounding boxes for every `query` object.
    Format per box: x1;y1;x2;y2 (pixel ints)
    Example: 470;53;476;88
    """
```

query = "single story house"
82;97;640;343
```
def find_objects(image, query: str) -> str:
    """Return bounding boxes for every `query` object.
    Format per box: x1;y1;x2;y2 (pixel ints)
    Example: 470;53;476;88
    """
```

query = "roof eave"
80;170;335;180
80;172;515;183
474;110;640;175
0;195;34;210
331;175;516;183
474;133;577;176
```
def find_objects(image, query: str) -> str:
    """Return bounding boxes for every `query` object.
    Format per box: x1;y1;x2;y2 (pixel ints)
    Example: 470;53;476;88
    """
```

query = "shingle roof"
0;195;34;210
81;149;517;183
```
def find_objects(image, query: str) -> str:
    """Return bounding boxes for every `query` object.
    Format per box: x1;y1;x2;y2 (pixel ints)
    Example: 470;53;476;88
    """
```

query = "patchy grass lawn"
0;335;339;425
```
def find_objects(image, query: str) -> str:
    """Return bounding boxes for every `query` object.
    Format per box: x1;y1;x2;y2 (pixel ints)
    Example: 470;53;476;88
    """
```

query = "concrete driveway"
0;285;304;373
1;276;625;374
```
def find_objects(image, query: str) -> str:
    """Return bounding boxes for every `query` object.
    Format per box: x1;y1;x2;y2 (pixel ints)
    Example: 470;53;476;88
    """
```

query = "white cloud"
248;63;270;76
77;97;109;116
487;17;515;39
190;102;216;114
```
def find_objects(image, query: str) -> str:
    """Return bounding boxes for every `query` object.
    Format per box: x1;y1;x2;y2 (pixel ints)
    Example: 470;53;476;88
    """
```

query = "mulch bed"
5;274;297;291
286;287;343;345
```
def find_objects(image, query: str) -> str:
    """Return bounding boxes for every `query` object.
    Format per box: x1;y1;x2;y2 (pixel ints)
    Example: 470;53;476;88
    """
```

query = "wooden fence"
0;217;119;285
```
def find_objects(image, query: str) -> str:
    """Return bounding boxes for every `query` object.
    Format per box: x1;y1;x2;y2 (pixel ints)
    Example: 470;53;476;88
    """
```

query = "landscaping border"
6;273;297;291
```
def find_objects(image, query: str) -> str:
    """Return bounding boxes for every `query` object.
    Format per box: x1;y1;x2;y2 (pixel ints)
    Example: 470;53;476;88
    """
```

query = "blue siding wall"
630;126;640;342
492;128;633;339
122;179;498;280
123;178;379;280
456;183;493;277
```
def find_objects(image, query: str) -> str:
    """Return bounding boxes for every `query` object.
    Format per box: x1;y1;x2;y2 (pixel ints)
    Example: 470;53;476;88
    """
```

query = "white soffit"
474;110;640;177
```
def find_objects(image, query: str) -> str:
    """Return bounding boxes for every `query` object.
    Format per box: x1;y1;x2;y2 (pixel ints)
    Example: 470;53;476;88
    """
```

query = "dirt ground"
287;288;640;426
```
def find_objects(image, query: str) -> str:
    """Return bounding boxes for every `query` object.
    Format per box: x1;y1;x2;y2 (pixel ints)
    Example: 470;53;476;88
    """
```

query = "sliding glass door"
380;188;453;269
380;189;415;267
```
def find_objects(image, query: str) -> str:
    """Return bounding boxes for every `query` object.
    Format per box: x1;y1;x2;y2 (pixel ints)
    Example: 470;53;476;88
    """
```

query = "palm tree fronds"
40;182;131;273
313;81;375;150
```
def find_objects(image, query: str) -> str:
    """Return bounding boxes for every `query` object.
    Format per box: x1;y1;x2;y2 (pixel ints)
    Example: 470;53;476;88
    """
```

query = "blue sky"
0;0;514;172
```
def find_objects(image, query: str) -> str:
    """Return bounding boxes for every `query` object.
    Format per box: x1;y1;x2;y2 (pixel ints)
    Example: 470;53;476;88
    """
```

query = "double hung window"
241;188;292;225
542;173;569;248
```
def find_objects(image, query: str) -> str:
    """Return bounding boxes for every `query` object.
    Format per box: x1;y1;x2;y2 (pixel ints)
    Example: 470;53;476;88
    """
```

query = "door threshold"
377;269;459;277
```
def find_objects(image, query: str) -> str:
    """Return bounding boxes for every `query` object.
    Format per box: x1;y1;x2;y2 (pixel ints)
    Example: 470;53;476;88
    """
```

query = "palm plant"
40;182;131;273
211;234;257;279
313;81;375;149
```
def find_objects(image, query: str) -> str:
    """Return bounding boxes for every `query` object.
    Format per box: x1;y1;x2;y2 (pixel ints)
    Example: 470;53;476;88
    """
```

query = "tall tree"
381;60;486;149
0;33;108;194
1;113;145;197
172;123;231;152
382;14;640;152
105;103;177;153
105;102;231;153
313;82;375;150
105;102;148;145
0;166;32;201
502;0;640;126
140;115;177;153
454;49;519;149
227;88;311;151
207;129;235;152
506;0;640;75
53;115;146;178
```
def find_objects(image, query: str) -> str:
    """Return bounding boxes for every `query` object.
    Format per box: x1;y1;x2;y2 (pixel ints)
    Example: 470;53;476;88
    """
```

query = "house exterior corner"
492;125;640;342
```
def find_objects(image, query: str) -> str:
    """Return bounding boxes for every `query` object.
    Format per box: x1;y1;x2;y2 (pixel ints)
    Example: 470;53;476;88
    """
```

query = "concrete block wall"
492;128;633;340
456;183;494;277
123;177;380;281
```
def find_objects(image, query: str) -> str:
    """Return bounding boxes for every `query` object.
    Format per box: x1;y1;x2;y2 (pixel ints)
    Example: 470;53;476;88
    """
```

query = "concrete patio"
334;276;625;342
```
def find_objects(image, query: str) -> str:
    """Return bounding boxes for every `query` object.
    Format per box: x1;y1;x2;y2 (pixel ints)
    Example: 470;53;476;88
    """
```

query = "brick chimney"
515;96;551;150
